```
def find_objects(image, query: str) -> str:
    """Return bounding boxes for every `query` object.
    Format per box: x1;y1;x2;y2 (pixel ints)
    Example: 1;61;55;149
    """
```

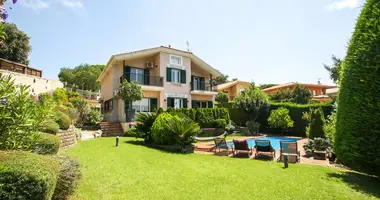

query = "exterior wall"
191;63;211;78
191;94;213;101
100;67;114;101
160;52;192;109
0;70;63;96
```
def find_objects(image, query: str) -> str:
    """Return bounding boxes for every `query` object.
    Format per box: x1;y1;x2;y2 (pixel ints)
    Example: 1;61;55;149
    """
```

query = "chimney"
318;78;321;85
168;45;171;48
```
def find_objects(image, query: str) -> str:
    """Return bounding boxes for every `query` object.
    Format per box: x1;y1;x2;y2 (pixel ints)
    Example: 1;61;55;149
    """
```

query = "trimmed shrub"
0;150;60;200
52;155;81;200
268;107;294;135
306;108;326;139
125;127;143;137
55;111;71;130
32;132;61;155
53;88;68;103
335;0;380;175
39;119;60;134
151;113;175;145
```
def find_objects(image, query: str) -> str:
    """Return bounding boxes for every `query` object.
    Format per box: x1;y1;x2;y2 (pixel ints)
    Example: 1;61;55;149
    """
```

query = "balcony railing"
120;73;164;87
191;81;213;91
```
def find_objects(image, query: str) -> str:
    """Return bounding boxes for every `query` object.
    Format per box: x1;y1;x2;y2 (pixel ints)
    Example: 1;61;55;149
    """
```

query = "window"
170;55;182;65
104;99;113;112
196;101;208;108
193;77;200;90
130;68;144;84
167;98;186;108
171;69;181;83
132;98;150;113
313;90;316;96
192;100;213;109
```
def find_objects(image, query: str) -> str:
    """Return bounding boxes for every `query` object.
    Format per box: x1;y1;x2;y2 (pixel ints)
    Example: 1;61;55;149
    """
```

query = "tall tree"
258;84;278;90
0;23;31;65
323;55;342;83
335;0;380;175
292;84;312;104
58;64;105;92
211;74;229;86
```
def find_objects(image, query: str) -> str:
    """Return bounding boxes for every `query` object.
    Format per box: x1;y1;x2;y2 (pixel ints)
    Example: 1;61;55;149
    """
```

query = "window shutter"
192;100;197;109
180;70;186;84
183;98;187;108
191;75;194;90
144;69;150;85
200;77;205;90
208;101;213;108
167;97;173;107
150;98;157;112
123;66;131;82
166;68;172;82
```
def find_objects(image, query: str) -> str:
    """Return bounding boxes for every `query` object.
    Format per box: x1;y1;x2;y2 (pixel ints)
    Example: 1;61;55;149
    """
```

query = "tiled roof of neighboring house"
214;80;251;90
263;82;336;92
97;46;222;82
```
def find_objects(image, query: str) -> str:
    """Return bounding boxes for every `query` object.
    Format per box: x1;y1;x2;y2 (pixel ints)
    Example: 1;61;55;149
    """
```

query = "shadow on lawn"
326;171;380;198
124;140;187;155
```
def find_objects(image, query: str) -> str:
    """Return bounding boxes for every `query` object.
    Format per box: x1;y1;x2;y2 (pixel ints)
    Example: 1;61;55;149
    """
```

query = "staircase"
100;122;124;137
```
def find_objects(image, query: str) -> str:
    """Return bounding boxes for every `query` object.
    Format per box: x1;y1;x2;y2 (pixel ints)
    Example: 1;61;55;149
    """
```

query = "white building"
0;58;63;96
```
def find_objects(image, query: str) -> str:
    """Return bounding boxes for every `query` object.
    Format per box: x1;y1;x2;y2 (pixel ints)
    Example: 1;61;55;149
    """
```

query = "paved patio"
195;136;330;166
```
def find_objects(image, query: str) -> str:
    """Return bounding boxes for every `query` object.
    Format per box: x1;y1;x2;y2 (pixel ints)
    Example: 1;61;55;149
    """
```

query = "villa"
214;80;251;100
97;46;222;123
263;82;337;102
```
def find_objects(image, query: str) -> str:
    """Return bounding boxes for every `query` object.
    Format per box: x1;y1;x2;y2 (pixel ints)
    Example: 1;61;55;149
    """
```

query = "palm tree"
165;117;200;147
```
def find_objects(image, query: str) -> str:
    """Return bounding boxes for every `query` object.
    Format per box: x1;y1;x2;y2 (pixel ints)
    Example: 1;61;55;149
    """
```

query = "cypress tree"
335;0;380;175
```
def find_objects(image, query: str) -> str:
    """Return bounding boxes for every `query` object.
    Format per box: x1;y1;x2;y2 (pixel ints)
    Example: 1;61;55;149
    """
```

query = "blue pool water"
226;136;300;150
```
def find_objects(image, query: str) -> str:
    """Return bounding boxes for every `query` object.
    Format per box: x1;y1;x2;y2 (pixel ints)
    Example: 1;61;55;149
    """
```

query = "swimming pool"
226;136;300;150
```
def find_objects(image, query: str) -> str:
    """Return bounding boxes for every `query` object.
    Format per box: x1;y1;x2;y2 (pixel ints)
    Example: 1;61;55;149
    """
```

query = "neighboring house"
97;46;221;123
326;87;339;97
214;80;251;100
263;82;337;102
0;58;63;97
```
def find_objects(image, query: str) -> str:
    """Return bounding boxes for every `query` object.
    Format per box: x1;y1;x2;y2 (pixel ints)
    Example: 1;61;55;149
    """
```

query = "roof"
0;58;41;72
97;46;222;82
214;80;251;90
263;82;337;92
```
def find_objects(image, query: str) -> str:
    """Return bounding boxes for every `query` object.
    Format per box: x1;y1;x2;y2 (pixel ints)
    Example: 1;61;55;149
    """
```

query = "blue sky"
6;0;363;85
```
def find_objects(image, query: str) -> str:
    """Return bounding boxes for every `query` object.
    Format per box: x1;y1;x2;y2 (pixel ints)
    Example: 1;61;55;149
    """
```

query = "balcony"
191;81;213;91
120;73;164;87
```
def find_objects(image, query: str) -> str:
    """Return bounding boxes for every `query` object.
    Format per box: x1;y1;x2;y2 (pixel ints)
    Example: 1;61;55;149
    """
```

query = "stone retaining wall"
57;128;77;149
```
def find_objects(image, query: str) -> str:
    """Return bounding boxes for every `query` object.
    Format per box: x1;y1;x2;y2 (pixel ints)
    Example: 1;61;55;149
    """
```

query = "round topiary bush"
151;112;175;145
0;150;60;200
39;120;60;134
52;155;82;200
32;132;61;155
55;111;71;130
335;0;380;175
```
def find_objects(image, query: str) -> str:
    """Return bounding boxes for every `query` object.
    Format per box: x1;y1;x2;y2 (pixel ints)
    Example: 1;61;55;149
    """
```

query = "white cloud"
19;0;49;10
325;0;359;11
60;0;83;9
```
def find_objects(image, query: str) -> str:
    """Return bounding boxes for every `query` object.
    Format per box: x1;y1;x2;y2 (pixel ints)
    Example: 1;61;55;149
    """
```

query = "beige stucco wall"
100;67;114;101
191;94;213;101
0;70;63;96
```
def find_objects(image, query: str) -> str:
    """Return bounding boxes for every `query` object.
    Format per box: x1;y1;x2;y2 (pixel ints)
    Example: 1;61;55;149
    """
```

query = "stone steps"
100;122;124;137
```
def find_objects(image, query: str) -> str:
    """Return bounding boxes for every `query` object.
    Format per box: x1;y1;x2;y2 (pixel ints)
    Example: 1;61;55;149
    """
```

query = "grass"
62;137;380;200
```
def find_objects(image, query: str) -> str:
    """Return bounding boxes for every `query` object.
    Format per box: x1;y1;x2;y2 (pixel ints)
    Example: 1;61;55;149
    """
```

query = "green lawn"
62;137;380;200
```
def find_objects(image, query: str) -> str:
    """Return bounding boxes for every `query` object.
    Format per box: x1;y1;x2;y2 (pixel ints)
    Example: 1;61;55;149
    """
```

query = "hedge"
0;151;60;200
39;119;60;134
167;108;230;128
224;101;333;137
32;132;61;155
55;111;71;130
335;0;380;176
52;155;81;200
